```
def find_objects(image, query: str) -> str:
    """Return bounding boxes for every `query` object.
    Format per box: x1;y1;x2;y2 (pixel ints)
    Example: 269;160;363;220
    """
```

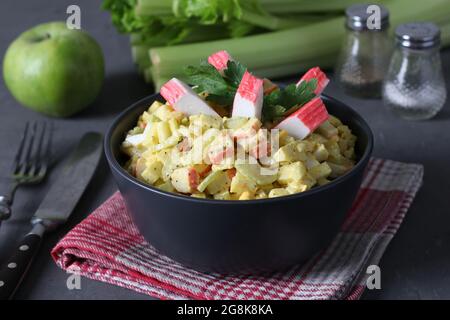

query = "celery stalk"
260;0;389;14
134;0;173;16
150;54;336;90
143;67;154;84
150;17;344;77
150;0;450;89
252;55;336;79
441;22;450;47
131;45;151;71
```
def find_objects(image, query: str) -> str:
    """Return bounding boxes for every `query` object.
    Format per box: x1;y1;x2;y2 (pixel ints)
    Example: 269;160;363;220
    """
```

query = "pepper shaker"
335;4;392;98
382;23;447;120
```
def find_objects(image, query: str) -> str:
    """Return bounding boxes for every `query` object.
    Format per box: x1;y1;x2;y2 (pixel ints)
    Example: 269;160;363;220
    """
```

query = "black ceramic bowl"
105;93;373;273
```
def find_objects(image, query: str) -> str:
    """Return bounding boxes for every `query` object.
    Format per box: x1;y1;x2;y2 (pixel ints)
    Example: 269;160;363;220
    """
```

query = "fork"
0;122;53;227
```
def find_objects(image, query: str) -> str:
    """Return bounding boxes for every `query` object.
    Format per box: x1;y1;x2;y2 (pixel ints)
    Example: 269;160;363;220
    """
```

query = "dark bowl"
104;93;373;273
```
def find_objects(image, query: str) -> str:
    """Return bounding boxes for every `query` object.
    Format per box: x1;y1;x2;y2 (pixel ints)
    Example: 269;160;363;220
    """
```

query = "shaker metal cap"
346;4;389;31
395;22;441;49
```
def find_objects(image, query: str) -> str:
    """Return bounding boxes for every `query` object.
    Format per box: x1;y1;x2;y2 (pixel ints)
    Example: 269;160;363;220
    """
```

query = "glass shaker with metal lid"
382;22;447;120
335;4;392;98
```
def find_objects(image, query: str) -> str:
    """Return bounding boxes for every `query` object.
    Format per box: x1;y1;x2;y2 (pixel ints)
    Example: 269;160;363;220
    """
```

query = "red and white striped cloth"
52;158;423;300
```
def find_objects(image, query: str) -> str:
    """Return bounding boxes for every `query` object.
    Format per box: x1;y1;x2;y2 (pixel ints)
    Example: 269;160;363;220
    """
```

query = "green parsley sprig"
184;59;317;123
262;79;317;123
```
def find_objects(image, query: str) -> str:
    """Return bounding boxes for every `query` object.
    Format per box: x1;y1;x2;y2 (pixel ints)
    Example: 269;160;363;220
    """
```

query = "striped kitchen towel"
51;158;423;300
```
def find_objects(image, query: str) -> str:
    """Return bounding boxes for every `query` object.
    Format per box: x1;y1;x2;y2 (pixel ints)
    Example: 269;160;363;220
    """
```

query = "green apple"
3;21;104;117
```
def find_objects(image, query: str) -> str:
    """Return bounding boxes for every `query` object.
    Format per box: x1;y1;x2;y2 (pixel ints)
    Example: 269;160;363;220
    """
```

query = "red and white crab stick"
296;67;330;95
232;71;264;119
208;50;233;74
275;97;329;140
160;78;219;117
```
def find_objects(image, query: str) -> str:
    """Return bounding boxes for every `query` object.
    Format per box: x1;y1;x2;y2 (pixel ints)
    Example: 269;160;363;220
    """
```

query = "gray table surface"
0;0;449;300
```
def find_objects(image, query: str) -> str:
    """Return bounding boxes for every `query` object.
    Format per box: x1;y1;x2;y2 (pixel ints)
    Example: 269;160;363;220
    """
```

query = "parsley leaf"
184;59;247;106
223;60;247;88
184;60;228;94
262;79;318;123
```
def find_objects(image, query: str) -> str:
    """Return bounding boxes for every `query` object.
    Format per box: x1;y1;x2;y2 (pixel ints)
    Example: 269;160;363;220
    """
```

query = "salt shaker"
335;4;392;98
382;23;447;120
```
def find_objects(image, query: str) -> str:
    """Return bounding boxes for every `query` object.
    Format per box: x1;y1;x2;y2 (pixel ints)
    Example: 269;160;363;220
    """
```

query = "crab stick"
296;67;329;95
160;78;219;117
275;97;329;140
232;71;264;119
208;50;233;74
171;167;199;193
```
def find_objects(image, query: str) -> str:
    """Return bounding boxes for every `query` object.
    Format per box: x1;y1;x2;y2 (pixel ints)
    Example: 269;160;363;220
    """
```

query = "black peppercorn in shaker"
335;4;392;99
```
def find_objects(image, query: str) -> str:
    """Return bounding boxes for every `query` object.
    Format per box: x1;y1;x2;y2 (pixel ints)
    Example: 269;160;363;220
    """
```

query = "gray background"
0;0;449;300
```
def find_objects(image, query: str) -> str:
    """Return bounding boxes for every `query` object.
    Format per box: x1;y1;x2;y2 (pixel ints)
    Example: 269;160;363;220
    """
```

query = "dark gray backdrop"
0;0;449;299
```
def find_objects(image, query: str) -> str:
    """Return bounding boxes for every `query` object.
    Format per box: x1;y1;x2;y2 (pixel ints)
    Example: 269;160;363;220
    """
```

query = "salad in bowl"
121;51;356;201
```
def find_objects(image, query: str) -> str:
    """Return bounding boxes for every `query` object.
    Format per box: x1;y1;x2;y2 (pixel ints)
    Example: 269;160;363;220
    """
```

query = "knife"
0;132;103;300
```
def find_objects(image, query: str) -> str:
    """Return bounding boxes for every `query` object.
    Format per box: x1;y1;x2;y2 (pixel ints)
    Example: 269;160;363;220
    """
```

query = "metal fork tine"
34;122;46;165
44;122;54;165
1;121;54;225
20;122;37;174
12;122;30;173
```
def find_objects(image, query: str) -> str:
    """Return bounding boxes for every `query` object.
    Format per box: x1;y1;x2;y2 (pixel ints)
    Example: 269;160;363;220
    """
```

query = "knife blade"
0;132;103;300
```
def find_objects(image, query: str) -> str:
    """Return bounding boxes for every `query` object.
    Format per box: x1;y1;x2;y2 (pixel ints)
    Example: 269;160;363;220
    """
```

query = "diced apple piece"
156;121;171;142
125;133;145;147
255;189;268;199
275;97;329;140
273;142;307;163
305;155;320;169
239;191;254;200
214;191;231;200
278;162;307;185
296;67;330;95
316;120;338;138
309;162;332;180
233;118;262;140
286;173;316;192
314;144;329;162
207;50;233;74
223;117;248;130
148;100;164;113
197;170;222;192
155;180;175;193
134;157;147;179
160;78;218;117
170;167;199;193
168;118;179;133
268;188;290;198
208;133;234;165
232;71;264;119
141;160;163;184
317;178;331;186
125;121;153;147
207;171;231;195
327;161;352;179
189;114;222;132
230;172;258;195
235;158;278;186
286;181;309;194
191;193;207;199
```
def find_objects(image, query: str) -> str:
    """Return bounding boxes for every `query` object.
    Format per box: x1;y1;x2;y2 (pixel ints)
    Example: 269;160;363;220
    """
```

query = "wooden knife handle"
0;233;42;300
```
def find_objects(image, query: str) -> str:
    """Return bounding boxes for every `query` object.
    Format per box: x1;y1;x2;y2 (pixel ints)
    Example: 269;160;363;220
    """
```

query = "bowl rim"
104;93;374;205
